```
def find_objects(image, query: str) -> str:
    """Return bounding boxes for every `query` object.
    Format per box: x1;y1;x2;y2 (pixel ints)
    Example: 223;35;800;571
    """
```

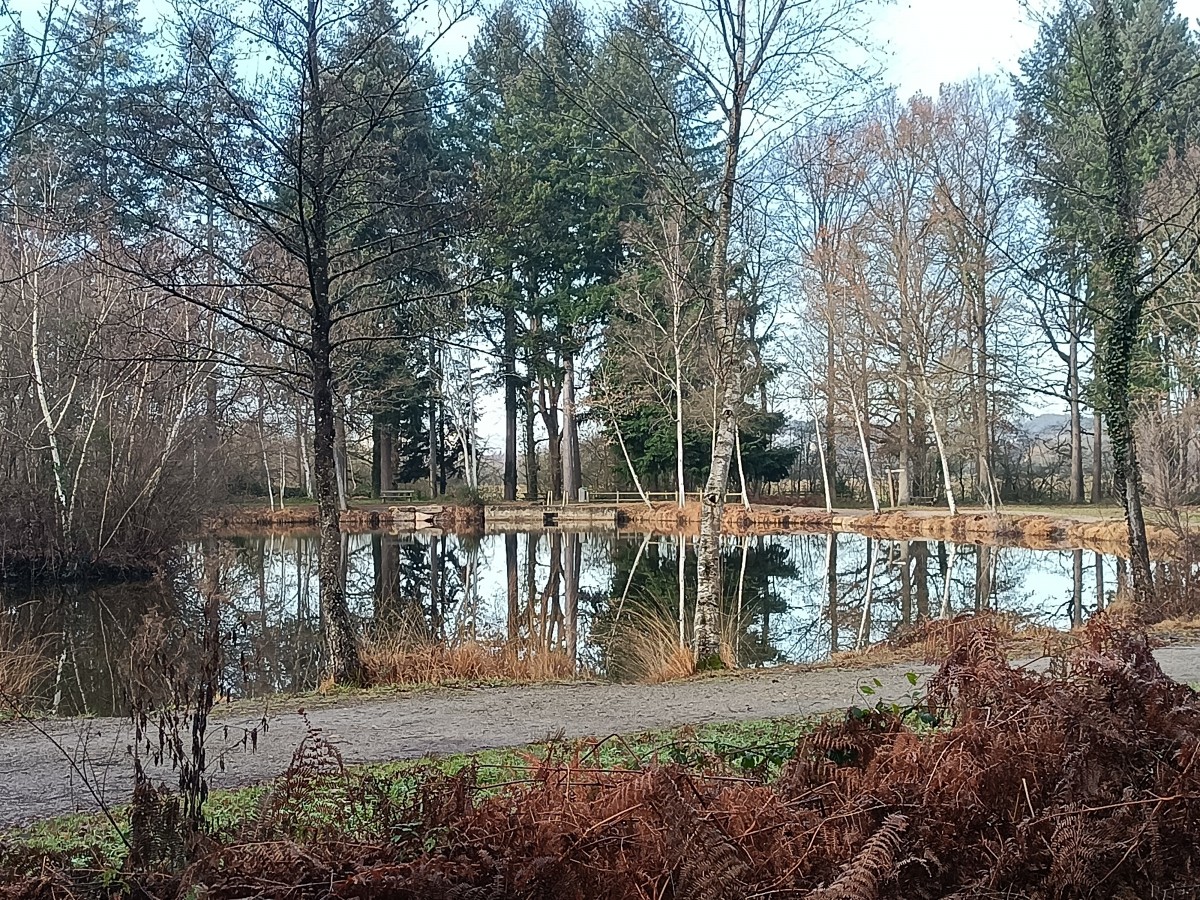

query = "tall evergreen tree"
462;0;634;502
41;0;161;229
1016;0;1200;601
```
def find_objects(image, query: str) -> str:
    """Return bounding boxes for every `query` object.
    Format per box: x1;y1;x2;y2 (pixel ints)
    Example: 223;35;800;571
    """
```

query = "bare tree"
641;0;870;662
134;0;466;682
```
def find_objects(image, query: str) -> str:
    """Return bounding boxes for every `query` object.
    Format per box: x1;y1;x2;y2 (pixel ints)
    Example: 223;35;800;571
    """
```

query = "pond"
3;529;1123;716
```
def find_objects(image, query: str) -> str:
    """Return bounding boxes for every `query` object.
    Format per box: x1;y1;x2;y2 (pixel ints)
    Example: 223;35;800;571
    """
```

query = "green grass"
2;717;815;874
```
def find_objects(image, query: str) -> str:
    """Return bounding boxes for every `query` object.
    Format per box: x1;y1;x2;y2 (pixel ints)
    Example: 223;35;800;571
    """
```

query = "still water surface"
4;529;1119;715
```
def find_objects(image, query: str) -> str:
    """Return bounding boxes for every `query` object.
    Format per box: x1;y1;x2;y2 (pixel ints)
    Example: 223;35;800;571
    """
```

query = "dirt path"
5;646;1200;829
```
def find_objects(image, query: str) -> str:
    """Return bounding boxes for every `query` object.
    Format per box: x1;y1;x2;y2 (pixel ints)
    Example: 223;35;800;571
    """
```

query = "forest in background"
0;0;1198;670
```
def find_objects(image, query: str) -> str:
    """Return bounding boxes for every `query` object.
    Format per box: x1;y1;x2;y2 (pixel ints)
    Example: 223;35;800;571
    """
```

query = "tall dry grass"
613;611;696;683
603;604;755;683
359;631;577;687
0;618;50;707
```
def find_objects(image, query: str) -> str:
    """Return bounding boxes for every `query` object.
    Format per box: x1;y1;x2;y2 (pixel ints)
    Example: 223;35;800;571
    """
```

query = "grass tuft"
360;629;577;687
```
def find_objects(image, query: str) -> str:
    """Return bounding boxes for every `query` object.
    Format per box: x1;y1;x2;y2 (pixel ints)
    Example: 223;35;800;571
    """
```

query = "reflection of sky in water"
6;530;1124;715
217;530;1119;662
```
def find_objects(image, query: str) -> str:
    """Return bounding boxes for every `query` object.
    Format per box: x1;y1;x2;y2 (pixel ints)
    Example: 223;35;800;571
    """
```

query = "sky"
876;0;1200;99
16;0;1198;447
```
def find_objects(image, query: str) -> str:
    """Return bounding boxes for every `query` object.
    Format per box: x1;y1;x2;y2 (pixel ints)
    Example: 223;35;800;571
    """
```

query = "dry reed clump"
12;613;1200;899
606;611;696;683
359;633;576;686
0;619;50;708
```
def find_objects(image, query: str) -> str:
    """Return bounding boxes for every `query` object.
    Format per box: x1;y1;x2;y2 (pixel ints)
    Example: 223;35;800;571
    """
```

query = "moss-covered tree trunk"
1095;0;1153;605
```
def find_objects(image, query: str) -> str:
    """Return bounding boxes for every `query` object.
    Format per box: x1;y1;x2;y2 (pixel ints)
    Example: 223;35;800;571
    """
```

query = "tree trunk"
1068;329;1085;503
205;370;219;465
428;536;442;638
332;405;348;512
734;427;751;509
381;427;394;494
611;413;651;506
827;534;839;654
428;336;439;498
526;532;539;638
311;315;364;686
914;540;929;619
897;363;911;505
539;379;562;502
973;273;996;507
824;329;837;506
297;398;313;498
1091;409;1104;502
503;298;518;502
975;544;992;612
1072;548;1084;628
561;352;582;501
524;372;539;500
674;353;687;509
926;393;958;515
503;534;519;641
694;13;753;665
814;410;833;513
695;379;739;663
371;420;382;498
677;535;687;646
856;539;879;649
1096;0;1153;604
850;385;880;513
939;542;957;619
563;532;580;669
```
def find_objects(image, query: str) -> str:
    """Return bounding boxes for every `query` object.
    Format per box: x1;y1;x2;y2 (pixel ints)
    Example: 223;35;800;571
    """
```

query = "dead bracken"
5;614;1200;899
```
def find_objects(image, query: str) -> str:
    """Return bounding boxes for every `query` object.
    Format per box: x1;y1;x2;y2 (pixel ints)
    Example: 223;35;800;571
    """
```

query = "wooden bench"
380;489;417;503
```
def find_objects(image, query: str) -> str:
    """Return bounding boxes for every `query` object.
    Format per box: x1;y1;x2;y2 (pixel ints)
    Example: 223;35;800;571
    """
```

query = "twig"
0;689;131;850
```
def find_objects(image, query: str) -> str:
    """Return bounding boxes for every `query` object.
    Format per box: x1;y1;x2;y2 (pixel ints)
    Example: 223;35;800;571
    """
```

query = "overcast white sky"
877;0;1200;98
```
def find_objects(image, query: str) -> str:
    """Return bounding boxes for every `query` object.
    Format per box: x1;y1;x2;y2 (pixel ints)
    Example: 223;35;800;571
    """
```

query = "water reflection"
3;530;1141;715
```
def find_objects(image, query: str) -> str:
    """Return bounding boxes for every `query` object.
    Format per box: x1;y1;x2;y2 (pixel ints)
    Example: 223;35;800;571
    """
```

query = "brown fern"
805;814;908;900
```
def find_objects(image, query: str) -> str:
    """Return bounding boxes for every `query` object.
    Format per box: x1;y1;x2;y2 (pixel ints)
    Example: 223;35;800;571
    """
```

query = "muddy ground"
5;645;1200;829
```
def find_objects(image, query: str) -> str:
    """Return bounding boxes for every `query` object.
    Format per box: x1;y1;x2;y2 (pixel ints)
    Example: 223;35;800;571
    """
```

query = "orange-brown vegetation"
604;611;696;683
0;621;50;708
617;502;1181;558
825;611;1069;669
359;633;576;686
18;615;1199;898
206;500;1182;563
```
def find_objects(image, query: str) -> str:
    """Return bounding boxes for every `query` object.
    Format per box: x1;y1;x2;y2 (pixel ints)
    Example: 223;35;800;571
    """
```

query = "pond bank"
208;499;1180;558
618;501;1183;558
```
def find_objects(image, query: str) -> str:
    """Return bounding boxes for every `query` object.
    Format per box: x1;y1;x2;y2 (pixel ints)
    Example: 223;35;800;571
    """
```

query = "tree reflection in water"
3;530;1124;713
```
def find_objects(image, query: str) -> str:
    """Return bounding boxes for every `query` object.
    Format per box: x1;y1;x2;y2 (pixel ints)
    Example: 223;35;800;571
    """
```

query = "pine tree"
1016;0;1200;601
42;0;161;229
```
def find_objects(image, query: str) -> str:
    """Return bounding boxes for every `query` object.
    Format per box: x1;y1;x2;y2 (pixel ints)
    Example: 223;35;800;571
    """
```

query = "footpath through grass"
2;716;816;878
7;619;1200;899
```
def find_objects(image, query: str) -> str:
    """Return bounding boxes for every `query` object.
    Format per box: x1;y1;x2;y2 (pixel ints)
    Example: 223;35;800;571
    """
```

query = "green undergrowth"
2;717;817;875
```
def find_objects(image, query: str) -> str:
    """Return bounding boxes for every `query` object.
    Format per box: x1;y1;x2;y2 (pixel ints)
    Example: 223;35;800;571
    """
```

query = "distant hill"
1021;412;1098;438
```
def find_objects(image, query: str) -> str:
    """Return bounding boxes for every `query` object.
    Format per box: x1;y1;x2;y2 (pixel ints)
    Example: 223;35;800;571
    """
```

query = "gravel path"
4;645;1200;828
